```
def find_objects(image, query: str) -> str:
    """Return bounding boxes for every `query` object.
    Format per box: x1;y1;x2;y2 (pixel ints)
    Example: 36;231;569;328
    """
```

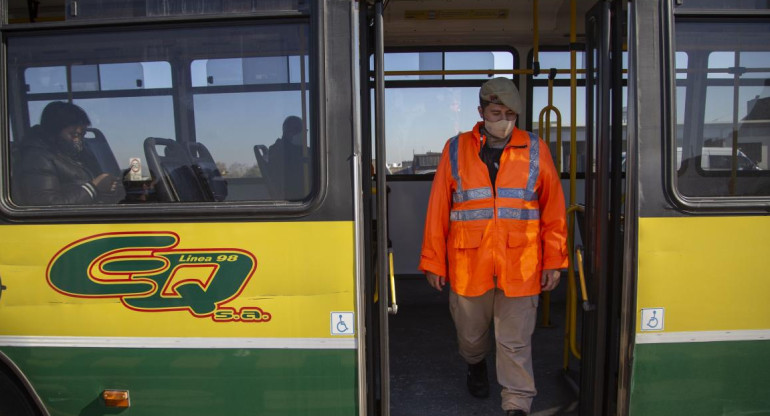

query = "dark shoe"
505;410;527;416
466;359;489;398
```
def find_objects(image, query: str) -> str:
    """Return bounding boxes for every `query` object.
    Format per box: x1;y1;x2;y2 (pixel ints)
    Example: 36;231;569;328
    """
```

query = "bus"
0;1;768;415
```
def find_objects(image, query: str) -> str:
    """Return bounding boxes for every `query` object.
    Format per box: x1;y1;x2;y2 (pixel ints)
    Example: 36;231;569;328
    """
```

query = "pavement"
389;277;580;416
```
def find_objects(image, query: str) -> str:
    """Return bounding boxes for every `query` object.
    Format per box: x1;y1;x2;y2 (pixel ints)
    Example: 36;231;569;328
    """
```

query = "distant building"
407;152;441;174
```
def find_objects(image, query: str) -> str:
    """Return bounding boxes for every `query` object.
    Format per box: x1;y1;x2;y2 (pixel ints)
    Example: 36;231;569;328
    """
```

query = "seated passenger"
16;101;120;205
267;115;310;200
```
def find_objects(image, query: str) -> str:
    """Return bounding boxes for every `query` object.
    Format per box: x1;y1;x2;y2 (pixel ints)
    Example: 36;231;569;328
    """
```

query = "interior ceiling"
383;0;595;48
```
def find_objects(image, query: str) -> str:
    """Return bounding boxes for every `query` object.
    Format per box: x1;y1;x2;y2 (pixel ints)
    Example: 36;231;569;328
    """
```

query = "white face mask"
484;117;516;139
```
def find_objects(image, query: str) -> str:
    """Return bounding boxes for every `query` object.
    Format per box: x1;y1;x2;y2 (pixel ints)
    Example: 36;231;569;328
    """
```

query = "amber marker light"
102;389;130;408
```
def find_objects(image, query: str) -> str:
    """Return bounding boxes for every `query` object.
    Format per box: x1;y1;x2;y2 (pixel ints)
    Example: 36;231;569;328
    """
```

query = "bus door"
582;1;626;415
359;2;393;415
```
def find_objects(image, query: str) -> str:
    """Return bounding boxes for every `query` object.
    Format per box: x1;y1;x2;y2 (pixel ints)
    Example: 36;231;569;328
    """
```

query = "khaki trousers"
449;288;539;413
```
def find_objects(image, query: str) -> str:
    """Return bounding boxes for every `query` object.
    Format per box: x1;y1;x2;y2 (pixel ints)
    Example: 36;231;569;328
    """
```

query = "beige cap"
479;77;522;114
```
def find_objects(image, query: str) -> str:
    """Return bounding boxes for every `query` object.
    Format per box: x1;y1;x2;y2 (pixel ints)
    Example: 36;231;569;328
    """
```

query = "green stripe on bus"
1;347;357;416
629;340;770;415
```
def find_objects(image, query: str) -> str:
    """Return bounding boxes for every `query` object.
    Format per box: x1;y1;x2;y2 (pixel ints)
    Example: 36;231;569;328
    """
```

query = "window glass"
531;50;595;173
674;20;770;198
676;0;770;11
25;97;176;181
193;56;304;87
7;22;312;207
377;49;515;174
381;53;424;81
445;51;511;80
532;51;586;80
25;67;68;94
381;87;481;174
6;0;310;23
72;65;100;92
100;63;145;90
377;50;514;82
533;86;589;173
25;62;172;93
675;52;689;80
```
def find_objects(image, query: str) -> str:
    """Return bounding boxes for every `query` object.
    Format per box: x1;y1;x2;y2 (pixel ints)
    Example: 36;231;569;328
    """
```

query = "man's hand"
425;272;446;291
92;173;118;194
541;269;561;292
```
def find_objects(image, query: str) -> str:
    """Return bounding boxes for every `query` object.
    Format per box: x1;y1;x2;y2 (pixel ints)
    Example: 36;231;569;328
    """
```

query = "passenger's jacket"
419;122;568;297
15;125;104;205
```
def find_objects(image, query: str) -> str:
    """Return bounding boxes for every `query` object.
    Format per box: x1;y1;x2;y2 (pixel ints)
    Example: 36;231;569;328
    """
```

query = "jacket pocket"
507;230;529;248
451;228;484;249
505;225;541;282
447;227;485;291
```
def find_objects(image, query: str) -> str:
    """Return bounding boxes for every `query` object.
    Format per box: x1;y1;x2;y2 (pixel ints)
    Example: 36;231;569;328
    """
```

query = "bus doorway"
363;1;628;415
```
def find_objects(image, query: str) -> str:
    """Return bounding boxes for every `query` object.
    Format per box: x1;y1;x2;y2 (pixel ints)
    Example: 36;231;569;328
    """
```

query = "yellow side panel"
0;222;355;339
637;216;770;332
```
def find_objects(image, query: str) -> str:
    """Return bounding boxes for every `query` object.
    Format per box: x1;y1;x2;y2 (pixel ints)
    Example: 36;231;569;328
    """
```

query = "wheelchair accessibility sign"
331;312;354;335
640;308;664;331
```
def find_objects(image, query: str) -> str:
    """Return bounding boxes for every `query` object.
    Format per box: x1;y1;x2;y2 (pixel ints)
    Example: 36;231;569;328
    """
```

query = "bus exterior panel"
630;216;770;415
0;1;363;415
0;222;358;415
628;1;770;414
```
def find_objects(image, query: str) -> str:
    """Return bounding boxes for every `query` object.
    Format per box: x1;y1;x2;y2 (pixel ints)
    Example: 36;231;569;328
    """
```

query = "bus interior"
369;2;606;415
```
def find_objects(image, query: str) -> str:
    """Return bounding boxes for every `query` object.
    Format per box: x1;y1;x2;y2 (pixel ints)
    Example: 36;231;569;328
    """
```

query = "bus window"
379;86;482;174
673;19;770;198
675;0;770;11
530;50;591;174
375;50;516;174
5;22;314;208
6;0;310;23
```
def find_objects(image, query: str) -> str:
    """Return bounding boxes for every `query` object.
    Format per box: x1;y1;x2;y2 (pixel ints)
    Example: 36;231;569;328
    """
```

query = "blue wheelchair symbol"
336;314;349;333
646;310;659;329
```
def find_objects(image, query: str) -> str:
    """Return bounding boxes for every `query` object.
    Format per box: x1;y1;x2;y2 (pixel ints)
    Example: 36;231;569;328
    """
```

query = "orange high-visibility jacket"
419;122;568;297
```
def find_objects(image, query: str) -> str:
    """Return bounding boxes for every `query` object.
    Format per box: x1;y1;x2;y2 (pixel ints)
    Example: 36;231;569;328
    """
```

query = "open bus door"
582;1;626;415
360;2;393;415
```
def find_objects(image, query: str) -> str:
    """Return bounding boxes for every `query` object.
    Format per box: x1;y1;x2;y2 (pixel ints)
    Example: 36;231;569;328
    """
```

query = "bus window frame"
375;45;520;180
0;10;330;220
663;5;770;213
1;6;309;28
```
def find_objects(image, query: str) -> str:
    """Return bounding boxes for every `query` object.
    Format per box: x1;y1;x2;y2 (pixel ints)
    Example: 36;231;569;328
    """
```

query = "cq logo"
47;232;269;322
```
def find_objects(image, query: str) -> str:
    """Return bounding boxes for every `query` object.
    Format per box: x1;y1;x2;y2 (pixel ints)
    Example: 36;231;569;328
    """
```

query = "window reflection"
674;20;770;198
8;22;313;206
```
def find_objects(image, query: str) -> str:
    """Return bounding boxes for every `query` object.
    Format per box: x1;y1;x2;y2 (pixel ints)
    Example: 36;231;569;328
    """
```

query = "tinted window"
674;20;770;198
6;0;309;23
7;22;313;207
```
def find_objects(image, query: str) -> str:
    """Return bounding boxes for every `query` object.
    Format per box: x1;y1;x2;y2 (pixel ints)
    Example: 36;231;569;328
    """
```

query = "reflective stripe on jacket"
419;122;568;297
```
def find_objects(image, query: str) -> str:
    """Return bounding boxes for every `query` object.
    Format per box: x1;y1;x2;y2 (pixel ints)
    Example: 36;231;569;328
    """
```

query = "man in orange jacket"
419;77;568;416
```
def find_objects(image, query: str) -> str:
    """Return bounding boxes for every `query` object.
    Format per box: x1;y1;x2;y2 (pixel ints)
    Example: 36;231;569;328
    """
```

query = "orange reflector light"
102;389;130;408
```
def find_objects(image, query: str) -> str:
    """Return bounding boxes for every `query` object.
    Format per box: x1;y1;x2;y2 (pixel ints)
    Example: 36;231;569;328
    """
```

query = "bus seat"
9;140;24;205
187;142;228;202
84;127;121;177
144;137;212;202
254;144;277;197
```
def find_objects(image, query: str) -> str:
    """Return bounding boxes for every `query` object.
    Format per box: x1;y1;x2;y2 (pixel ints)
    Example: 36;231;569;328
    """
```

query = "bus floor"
389;277;580;416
